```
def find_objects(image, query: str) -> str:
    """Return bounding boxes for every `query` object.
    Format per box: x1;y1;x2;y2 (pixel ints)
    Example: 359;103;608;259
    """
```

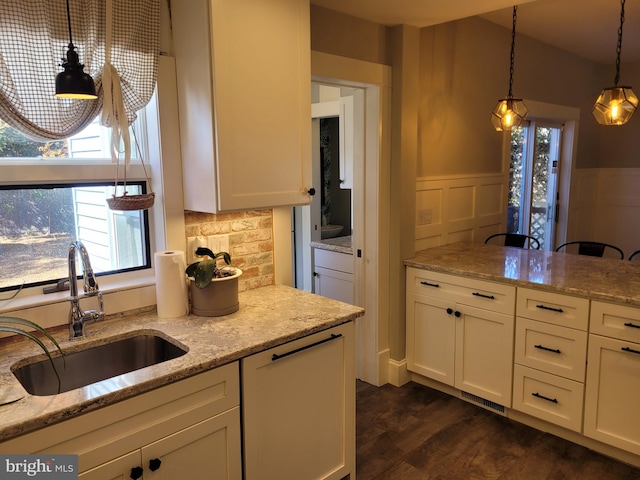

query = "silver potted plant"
185;247;242;317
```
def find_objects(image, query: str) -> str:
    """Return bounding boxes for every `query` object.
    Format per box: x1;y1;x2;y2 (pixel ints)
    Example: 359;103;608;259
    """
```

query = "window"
0;116;152;293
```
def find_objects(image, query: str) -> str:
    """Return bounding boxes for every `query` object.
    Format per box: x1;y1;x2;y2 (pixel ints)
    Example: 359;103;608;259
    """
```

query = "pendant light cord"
614;0;626;86
64;0;73;47
508;6;518;98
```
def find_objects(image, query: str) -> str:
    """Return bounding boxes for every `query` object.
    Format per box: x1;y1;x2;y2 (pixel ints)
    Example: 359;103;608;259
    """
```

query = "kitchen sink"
12;332;188;396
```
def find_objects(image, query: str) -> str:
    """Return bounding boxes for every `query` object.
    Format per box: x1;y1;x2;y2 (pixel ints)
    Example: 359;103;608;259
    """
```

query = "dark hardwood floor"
356;380;640;480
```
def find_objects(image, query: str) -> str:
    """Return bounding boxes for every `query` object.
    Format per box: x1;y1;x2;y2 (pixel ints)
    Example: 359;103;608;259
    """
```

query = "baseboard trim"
387;358;411;387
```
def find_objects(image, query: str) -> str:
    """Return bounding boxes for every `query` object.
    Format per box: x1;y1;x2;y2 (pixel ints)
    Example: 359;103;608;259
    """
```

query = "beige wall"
418;16;608;177
184;210;275;292
310;5;390;65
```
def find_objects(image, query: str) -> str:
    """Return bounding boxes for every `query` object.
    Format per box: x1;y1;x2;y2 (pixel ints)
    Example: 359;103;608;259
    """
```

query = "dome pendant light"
491;5;527;132
55;0;97;99
592;0;638;126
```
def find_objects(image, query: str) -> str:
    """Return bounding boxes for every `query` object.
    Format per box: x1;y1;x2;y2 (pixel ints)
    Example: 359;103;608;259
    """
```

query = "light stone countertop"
405;241;640;306
0;285;364;442
310;235;353;255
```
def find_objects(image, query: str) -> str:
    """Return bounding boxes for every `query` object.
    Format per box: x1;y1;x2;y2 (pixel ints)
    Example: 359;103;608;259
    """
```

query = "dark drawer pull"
272;333;342;361
420;281;439;288
622;346;640;355
624;322;640;329
532;392;558;404
536;304;564;313
472;292;495;300
534;344;561;354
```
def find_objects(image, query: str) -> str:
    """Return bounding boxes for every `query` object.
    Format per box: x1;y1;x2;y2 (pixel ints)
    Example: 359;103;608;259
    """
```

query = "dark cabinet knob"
454;310;461;317
308;188;316;196
446;308;453;315
149;458;162;471
130;466;143;479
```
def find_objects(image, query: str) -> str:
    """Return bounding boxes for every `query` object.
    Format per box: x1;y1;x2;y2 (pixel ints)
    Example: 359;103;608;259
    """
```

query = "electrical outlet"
206;234;229;254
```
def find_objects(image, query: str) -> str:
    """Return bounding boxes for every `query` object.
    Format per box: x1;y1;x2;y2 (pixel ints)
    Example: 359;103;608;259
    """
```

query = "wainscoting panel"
415;174;508;252
568;168;640;259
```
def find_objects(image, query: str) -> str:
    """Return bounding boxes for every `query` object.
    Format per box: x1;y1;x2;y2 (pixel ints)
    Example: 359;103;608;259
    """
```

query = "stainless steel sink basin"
12;332;188;396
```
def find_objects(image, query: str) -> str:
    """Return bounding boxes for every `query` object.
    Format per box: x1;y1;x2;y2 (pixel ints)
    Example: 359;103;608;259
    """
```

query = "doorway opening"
508;121;563;251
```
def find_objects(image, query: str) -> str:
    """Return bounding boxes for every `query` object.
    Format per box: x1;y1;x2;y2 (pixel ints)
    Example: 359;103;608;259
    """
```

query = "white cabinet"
0;364;242;479
172;0;311;213
311;92;358;190
406;268;516;407
584;301;640;455
79;411;241;479
511;288;589;432
242;322;355;480
313;248;354;305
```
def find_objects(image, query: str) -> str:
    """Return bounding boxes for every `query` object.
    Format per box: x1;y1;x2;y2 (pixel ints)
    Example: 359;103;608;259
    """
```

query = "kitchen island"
405;242;640;467
0;285;363;479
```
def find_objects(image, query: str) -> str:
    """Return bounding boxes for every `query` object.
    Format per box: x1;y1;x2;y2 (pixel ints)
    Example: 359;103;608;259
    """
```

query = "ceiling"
310;0;640;65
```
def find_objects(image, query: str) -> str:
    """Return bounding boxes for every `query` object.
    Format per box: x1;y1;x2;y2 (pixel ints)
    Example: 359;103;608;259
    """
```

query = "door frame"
502;99;580;250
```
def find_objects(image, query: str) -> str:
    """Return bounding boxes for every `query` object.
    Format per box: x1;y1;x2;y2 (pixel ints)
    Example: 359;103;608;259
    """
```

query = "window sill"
0;276;158;330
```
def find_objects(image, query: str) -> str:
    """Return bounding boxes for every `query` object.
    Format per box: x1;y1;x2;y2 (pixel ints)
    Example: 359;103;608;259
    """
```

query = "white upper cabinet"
172;0;312;213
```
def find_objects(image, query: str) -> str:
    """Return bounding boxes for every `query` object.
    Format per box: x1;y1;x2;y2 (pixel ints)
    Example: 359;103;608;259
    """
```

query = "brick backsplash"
184;209;274;292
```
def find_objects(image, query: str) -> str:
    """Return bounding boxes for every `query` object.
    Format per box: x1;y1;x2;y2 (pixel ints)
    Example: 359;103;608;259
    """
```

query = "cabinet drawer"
515;318;587;382
314;248;353;274
406;268;515;315
590;301;640;343
513;364;584;433
516;287;589;330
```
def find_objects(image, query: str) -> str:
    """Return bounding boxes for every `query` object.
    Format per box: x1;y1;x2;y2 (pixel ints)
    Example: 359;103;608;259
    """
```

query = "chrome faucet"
68;241;105;340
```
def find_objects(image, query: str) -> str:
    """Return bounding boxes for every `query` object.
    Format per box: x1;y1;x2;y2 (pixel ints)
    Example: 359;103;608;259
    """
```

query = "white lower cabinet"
406;269;516;407
79;410;241;479
0;363;242;479
512;289;589;432
313;248;354;305
242;322;355;480
584;301;640;455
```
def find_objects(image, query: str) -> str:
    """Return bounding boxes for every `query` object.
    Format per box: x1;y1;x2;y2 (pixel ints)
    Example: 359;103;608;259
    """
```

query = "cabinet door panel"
143;409;241;480
314;266;354;304
242;323;354;480
79;450;140;480
406;293;455;385
584;334;640;455
455;305;514;407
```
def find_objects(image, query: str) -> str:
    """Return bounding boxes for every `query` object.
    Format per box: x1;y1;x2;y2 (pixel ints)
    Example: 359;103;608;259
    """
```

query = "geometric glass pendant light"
55;0;97;99
592;0;637;125
491;5;528;132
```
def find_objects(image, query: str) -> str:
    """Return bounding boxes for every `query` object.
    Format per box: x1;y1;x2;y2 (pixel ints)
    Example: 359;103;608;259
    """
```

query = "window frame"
0;56;186;323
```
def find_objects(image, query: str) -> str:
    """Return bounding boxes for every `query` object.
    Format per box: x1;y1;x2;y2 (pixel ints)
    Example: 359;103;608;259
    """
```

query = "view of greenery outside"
0;120;75;289
508;125;554;249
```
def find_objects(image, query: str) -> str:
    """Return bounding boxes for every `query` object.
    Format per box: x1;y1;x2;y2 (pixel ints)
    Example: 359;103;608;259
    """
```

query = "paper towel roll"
154;250;189;318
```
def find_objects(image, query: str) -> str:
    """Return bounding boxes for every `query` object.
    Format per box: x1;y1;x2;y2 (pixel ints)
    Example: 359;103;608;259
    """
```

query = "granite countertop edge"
0;285;364;443
404;242;640;308
310;235;353;255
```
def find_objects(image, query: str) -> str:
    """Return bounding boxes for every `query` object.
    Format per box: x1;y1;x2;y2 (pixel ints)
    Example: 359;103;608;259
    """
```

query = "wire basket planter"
106;128;155;211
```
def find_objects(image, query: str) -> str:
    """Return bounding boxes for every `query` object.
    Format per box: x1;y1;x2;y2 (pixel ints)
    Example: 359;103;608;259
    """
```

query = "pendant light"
55;0;97;99
491;5;527;132
592;0;638;126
